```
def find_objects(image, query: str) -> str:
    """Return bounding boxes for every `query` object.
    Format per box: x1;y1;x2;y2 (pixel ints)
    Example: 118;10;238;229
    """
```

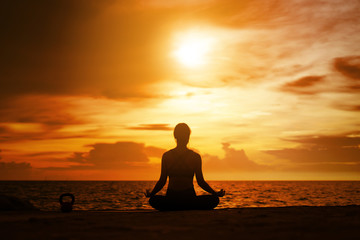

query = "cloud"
332;56;360;93
264;133;360;171
51;141;166;170
0;95;82;127
0;161;31;170
279;76;324;95
127;124;172;131
0;124;93;143
334;56;360;80
283;76;324;88
347;85;360;91
0;95;98;143
203;143;270;172
286;133;360;149
144;146;166;158
335;105;360;112
0;126;8;135
0;160;33;180
44;141;268;174
25;151;70;157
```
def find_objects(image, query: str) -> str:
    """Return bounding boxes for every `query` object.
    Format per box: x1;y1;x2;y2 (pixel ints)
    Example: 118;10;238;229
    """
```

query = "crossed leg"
149;195;219;211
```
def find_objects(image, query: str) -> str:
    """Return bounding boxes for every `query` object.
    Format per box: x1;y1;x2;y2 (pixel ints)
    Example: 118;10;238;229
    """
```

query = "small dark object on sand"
59;193;75;213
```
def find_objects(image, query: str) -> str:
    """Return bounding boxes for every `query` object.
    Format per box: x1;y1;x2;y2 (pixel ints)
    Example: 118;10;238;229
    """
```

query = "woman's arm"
146;154;168;197
195;155;218;195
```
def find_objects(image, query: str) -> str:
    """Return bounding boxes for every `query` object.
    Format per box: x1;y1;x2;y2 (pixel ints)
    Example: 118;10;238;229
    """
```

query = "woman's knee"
196;195;219;209
149;195;162;207
209;195;219;207
149;195;172;211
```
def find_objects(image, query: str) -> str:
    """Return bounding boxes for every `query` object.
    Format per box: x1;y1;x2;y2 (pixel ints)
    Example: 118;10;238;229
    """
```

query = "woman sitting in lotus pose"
145;123;225;211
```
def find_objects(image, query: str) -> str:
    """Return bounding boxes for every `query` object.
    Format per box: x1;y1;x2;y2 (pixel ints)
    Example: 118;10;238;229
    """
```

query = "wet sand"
1;206;360;240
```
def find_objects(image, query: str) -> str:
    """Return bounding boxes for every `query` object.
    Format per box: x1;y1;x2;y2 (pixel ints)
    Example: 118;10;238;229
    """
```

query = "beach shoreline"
1;205;360;239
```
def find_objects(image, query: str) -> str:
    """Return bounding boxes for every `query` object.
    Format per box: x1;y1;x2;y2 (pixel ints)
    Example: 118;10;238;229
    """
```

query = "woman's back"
164;148;200;191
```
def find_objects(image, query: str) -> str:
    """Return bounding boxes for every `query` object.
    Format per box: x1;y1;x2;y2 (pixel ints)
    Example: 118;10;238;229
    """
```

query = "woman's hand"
216;189;225;197
144;189;152;198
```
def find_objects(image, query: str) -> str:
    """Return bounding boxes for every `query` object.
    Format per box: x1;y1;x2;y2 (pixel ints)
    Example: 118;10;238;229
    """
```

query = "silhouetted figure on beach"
145;123;225;211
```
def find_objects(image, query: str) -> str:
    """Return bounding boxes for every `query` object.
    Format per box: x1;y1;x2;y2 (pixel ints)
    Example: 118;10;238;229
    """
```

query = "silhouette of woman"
145;123;225;211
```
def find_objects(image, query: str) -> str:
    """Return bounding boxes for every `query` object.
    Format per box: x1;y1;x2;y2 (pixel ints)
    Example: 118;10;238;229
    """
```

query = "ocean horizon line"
1;179;360;182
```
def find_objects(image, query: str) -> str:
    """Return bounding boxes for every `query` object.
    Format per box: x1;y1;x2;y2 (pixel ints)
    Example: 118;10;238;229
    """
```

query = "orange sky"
1;0;360;180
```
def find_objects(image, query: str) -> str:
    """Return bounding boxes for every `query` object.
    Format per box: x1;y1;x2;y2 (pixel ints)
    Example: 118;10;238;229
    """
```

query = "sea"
1;181;360;211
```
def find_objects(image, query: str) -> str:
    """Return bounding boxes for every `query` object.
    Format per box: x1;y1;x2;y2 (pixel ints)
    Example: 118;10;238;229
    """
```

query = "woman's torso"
165;148;198;192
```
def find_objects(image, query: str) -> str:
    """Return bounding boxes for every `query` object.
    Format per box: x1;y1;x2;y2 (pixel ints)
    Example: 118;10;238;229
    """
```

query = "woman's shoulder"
162;149;172;159
187;149;201;158
163;148;200;158
162;148;178;159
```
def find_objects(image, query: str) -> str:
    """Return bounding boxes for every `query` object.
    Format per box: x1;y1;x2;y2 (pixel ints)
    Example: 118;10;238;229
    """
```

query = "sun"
173;34;214;68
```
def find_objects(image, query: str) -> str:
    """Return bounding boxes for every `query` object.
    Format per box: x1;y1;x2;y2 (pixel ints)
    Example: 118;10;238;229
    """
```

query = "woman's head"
174;123;191;146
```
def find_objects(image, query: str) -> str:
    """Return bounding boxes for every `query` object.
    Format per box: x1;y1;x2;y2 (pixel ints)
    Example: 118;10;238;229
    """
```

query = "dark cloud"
0;161;31;170
264;133;360;171
277;56;360;97
127;124;172;131
286;133;360;149
333;104;360;112
0;95;82;127
347;85;360;91
25;151;69;157
203;143;270;172
0;125;94;143
280;76;324;95
52;141;166;170
144;146;166;158
0;161;33;180
345;105;360;111
334;56;360;80
283;76;324;87
0;95;93;143
332;56;360;92
0;127;8;135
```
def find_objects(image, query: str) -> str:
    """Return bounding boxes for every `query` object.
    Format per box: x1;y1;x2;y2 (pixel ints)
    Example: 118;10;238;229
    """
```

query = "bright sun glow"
173;34;214;67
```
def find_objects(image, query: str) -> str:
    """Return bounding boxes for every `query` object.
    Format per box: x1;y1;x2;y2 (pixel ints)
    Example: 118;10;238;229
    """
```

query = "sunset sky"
1;0;359;180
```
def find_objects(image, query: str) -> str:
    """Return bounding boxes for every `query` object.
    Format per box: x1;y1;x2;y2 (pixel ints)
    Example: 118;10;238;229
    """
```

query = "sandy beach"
1;205;359;240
